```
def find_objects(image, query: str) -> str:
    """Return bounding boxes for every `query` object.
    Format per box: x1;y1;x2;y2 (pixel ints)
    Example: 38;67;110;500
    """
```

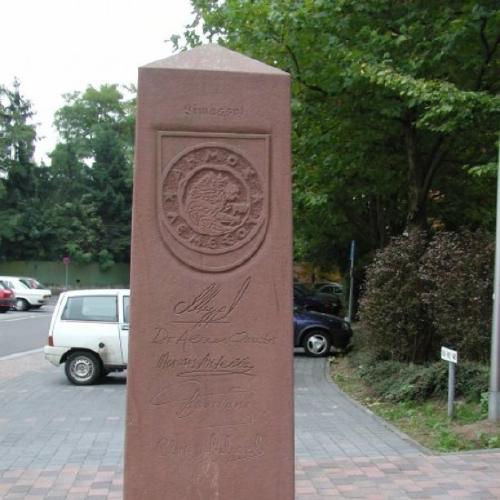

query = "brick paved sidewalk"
1;352;500;499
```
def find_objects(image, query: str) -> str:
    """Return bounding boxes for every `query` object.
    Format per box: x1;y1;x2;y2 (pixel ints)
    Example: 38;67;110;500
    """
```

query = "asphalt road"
0;299;56;358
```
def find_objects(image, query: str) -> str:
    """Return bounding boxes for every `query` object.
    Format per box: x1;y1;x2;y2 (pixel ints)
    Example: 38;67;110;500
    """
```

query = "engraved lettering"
166;212;178;223
152;327;177;345
157;437;192;458
183;104;244;118
227;155;238;166
205;151;219;163
150;380;254;419
151;327;276;347
237;227;248;239
177;224;189;237
207;433;264;462
156;432;264;463
173;277;251;327
156;352;256;377
229;331;277;345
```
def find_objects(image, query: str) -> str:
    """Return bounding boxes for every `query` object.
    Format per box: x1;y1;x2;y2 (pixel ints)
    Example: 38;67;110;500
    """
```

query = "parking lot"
3;312;500;498
2;350;500;498
0;302;55;359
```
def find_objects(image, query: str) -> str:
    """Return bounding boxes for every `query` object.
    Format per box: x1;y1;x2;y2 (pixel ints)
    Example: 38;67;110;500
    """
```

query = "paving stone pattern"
1;352;500;498
294;353;422;459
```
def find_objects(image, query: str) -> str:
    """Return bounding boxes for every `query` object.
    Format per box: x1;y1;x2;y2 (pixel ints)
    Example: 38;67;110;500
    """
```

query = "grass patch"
330;355;500;452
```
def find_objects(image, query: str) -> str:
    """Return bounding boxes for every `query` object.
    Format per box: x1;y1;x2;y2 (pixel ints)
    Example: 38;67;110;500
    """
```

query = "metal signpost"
489;133;500;421
63;256;70;289
441;346;458;418
347;240;356;323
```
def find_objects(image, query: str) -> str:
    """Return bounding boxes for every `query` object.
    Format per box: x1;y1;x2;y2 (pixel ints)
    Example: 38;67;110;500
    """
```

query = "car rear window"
62;296;118;322
123;296;130;324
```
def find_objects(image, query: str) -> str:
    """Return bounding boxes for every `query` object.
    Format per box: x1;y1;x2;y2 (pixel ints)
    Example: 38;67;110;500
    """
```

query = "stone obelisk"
124;44;294;500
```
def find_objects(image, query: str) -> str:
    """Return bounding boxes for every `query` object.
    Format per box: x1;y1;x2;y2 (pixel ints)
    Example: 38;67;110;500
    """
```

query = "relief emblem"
157;134;269;272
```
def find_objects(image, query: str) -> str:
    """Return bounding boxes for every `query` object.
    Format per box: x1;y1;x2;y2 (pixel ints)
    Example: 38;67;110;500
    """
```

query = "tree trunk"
404;115;428;231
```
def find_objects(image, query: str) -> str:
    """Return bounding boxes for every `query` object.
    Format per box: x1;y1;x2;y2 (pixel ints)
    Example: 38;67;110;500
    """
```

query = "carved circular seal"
162;145;265;255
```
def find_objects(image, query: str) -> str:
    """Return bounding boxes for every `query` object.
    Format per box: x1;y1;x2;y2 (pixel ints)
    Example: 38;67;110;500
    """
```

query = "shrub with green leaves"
359;230;493;363
421;231;493;361
355;357;488;403
358;231;432;363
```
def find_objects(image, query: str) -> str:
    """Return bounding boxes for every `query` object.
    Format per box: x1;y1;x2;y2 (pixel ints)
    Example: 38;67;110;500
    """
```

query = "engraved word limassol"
162;146;264;254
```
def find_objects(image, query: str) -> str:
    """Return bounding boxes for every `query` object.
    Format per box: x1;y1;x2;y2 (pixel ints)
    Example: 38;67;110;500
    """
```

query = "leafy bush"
358;231;432;363
354;356;489;403
421;231;493;361
359;230;493;363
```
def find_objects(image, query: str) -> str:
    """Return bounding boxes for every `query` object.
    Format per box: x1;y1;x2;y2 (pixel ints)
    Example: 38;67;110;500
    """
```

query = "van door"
54;294;122;365
118;293;130;364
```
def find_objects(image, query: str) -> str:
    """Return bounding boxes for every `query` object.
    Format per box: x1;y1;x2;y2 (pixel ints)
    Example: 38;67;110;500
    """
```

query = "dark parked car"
294;283;342;315
293;305;352;357
313;281;343;297
0;281;15;313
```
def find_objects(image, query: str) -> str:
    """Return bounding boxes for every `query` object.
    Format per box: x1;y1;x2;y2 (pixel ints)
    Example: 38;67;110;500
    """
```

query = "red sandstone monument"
124;44;294;499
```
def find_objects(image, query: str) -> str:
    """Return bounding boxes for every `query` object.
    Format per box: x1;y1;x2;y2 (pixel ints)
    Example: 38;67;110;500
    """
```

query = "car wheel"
65;352;102;385
303;330;332;357
0;308;7;314
15;298;30;311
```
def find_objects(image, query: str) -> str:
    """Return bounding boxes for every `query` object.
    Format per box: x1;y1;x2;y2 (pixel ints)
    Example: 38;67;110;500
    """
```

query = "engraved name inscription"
150;380;254;419
156;352;255;377
172;277;250;328
152;328;277;348
184;104;244;118
157;432;264;463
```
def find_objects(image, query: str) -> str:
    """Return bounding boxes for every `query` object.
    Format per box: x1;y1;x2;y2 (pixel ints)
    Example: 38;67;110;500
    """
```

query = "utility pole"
347;240;356;323
489;134;500;421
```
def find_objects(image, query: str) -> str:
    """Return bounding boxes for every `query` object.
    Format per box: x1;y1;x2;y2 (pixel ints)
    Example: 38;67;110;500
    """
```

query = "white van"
44;289;129;385
0;276;52;311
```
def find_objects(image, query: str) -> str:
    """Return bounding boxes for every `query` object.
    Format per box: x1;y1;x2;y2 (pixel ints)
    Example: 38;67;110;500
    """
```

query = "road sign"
62;256;70;289
441;346;458;418
441;346;458;364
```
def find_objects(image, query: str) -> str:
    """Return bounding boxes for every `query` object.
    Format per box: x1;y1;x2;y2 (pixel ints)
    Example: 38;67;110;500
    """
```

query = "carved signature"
156;432;264;463
172;277;251;328
156;352;255;377
152;326;277;348
150;380;254;419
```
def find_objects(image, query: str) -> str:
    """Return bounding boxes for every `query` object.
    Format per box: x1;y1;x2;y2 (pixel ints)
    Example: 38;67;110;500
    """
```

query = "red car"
0;280;15;313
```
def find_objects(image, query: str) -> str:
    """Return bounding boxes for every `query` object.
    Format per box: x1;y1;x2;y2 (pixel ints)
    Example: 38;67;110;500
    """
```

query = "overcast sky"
1;0;194;163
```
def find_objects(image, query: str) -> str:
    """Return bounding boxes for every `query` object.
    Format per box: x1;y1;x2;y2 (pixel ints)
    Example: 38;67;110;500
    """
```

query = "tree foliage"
176;0;500;269
421;230;494;361
359;230;493;363
48;84;134;266
0;83;135;266
0;80;46;258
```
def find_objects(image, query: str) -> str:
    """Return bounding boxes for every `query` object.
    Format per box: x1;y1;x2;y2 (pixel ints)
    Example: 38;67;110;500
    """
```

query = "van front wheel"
65;352;102;385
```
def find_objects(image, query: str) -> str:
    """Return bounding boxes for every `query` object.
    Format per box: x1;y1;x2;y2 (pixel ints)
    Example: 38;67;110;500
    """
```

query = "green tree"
177;0;500;269
0;79;36;179
0;80;53;260
50;84;135;265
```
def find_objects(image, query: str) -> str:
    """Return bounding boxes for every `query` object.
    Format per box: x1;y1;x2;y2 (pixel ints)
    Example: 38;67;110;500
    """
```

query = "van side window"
123;296;130;324
62;296;118;322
